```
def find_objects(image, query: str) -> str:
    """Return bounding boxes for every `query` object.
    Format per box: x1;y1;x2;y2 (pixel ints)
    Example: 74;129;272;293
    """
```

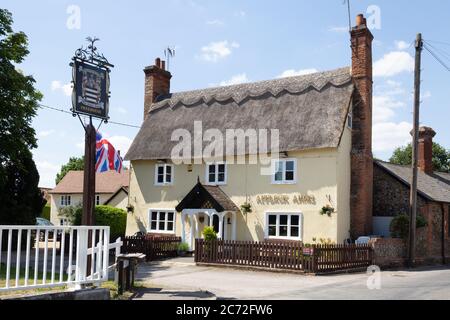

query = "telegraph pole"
408;33;423;268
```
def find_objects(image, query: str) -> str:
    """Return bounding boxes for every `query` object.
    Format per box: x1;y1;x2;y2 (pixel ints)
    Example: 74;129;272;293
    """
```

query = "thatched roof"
125;67;354;161
375;161;450;203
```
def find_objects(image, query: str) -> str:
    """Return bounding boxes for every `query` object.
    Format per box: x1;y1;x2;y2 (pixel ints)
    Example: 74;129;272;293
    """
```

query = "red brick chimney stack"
416;126;436;175
143;57;172;120
350;14;374;238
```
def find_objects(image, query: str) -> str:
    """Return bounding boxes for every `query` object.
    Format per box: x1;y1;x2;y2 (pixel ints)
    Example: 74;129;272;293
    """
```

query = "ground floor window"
149;210;175;233
266;212;302;240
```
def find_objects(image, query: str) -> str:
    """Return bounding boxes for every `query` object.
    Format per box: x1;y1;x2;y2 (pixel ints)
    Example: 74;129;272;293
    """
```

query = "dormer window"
206;162;227;185
155;163;173;186
271;159;297;184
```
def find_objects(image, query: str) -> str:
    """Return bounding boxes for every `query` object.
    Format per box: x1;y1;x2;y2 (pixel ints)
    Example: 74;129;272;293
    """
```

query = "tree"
0;9;44;225
55;156;84;185
389;142;450;173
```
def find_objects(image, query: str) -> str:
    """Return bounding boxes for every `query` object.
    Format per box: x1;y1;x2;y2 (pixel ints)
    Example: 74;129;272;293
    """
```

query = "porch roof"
175;182;239;213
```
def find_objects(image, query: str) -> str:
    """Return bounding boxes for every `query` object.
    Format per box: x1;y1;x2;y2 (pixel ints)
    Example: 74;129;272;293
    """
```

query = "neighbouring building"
48;170;129;225
373;126;450;264
124;14;375;249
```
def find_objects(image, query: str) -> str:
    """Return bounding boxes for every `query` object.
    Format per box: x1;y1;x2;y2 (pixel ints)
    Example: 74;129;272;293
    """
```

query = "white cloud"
199;41;240;62
395;40;410;50
218;73;249;86
38;130;56;138
277;68;318;78
328;26;348;33
206;19;224;26
36;161;60;188
107;135;133;156
373;95;405;123
373;51;414;77
51;80;72;96
234;10;246;18
373;122;412;153
422;90;432;99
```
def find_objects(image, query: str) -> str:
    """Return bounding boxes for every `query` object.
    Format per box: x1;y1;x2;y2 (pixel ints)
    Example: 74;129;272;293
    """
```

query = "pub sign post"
70;37;113;227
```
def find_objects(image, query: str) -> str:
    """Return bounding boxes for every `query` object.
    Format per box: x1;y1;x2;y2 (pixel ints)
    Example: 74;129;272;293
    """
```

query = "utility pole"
408;33;423;268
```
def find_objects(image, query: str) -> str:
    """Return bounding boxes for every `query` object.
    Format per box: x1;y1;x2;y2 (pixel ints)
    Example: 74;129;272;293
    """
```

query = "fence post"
312;245;317;273
102;228;110;281
114;237;121;283
75;228;88;289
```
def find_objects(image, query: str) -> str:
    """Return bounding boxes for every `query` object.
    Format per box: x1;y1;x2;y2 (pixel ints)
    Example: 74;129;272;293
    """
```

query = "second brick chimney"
350;14;374;238
416;126;436;175
143;57;172;120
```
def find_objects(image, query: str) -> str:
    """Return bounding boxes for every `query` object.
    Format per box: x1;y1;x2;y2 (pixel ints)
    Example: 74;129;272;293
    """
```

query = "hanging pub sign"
71;37;113;121
72;60;110;119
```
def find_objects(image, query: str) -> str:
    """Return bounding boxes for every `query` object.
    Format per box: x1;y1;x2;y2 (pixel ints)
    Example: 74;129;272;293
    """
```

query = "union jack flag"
96;131;123;173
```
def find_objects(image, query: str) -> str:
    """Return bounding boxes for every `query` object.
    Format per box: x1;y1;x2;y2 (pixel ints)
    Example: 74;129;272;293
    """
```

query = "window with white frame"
272;159;297;184
60;195;71;206
95;195;101;205
206;162;227;185
347;112;353;129
149;210;175;233
266;213;302;240
155;163;173;185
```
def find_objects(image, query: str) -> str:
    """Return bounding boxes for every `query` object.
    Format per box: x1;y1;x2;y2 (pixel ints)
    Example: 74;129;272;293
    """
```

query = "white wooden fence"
0;226;122;293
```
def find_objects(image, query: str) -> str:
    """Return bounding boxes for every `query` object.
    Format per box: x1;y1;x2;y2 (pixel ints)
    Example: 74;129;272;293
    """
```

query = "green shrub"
41;205;51;220
202;226;217;242
72;205;127;241
390;214;428;239
177;242;190;252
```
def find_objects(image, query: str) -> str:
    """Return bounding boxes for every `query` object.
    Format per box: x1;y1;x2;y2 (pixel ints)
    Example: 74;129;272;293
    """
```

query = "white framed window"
347;112;353;129
265;212;302;240
271;159;297;184
148;209;176;233
205;162;227;185
60;195;71;206
95;195;101;205
154;163;173;186
59;218;69;226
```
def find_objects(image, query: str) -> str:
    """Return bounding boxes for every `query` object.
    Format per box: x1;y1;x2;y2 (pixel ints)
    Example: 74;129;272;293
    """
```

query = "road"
134;258;450;300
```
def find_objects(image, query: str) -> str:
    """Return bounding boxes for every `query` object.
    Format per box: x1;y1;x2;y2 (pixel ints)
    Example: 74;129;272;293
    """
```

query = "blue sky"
3;0;450;187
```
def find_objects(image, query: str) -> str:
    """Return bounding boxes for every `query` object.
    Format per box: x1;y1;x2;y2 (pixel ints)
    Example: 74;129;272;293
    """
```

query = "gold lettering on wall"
256;194;316;206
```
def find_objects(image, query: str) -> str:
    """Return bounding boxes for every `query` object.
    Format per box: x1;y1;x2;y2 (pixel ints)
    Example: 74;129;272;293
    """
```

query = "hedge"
73;205;127;240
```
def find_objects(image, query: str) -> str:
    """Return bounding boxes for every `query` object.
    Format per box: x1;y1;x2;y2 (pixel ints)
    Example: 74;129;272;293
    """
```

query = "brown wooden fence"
123;236;181;261
195;239;373;274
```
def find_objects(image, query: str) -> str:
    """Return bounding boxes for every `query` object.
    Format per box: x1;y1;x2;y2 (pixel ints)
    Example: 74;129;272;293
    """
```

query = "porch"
175;180;240;250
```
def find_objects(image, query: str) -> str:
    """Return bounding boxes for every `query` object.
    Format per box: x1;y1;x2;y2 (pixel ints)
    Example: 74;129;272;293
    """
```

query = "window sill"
270;181;297;185
154;183;174;187
147;230;176;235
266;236;302;241
205;182;227;186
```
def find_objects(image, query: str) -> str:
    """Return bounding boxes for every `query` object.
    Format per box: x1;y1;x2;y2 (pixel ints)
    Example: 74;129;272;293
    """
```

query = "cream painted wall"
126;134;352;244
50;193;114;225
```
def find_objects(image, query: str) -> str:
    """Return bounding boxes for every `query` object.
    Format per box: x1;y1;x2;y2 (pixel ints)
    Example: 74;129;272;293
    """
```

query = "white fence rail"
0;226;122;293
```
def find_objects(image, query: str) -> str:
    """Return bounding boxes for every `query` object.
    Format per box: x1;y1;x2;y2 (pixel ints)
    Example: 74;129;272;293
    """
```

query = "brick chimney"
350;14;374;239
416;126;436;175
143;57;172;120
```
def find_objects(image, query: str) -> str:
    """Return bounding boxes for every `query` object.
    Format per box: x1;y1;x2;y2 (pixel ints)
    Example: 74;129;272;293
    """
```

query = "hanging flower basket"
241;202;252;214
320;205;335;217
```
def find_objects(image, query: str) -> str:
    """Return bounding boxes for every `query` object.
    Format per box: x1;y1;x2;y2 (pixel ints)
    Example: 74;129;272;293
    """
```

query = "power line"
37;103;141;129
423;43;450;72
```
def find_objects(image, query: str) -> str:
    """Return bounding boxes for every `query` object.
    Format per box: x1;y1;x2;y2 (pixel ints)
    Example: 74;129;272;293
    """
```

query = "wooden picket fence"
195;239;373;274
123;235;181;261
